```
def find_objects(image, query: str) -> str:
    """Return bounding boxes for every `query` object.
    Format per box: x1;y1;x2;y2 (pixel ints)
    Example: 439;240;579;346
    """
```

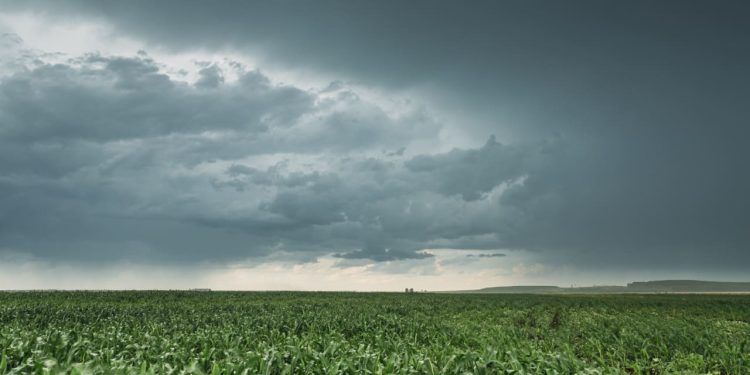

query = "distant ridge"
450;280;750;294
626;280;750;293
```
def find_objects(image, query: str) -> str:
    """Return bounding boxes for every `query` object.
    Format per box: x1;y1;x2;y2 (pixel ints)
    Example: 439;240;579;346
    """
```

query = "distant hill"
626;280;750;293
450;280;750;294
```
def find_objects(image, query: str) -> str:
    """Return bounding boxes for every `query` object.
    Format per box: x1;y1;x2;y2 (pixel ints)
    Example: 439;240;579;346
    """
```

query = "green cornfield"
0;292;748;374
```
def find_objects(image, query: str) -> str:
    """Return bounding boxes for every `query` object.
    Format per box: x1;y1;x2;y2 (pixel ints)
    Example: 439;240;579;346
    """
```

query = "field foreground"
0;292;748;374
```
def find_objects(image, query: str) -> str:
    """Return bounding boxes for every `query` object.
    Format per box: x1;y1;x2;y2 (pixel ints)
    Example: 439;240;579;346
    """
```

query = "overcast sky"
1;1;748;290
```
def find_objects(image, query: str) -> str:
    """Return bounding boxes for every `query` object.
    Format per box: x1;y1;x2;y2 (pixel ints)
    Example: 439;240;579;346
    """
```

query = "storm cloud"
0;1;749;287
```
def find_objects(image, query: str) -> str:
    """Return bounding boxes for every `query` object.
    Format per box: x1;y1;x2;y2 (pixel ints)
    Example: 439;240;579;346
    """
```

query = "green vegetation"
1;292;748;374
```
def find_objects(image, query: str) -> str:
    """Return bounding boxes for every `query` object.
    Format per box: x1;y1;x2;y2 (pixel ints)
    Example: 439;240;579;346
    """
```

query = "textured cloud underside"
1;1;749;275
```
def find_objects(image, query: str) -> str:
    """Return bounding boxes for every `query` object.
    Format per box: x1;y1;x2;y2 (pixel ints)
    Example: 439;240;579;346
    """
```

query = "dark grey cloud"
5;1;749;138
335;247;434;262
195;64;224;89
405;135;525;201
0;54;311;144
0;46;445;263
1;1;749;274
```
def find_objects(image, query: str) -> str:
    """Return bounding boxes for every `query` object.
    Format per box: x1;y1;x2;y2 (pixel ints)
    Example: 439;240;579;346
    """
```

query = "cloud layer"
1;1;749;286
